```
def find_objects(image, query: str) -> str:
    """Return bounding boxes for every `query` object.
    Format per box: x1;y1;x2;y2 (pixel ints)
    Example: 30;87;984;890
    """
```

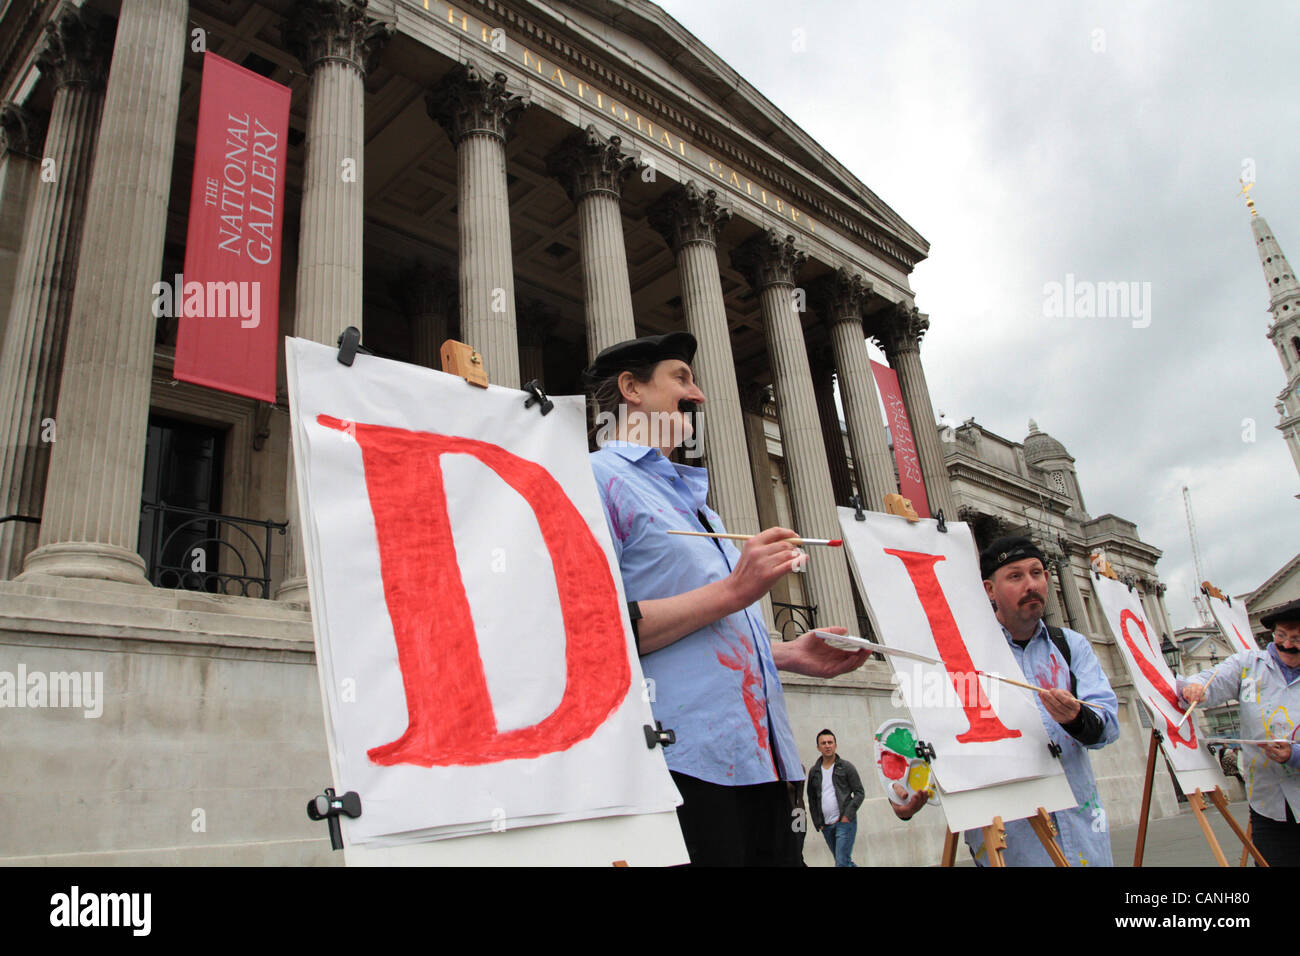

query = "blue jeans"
821;819;857;867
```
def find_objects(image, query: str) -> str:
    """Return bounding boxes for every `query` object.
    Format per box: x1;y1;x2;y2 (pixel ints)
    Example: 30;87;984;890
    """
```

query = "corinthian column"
731;231;857;633
873;304;958;520
19;0;187;584
647;182;760;537
0;6;112;579
427;62;526;387
817;269;898;511
0;104;44;345
547;125;641;361
277;0;391;604
808;345;853;506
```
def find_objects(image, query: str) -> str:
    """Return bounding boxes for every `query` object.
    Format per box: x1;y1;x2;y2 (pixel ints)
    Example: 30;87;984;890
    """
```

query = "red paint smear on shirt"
880;751;907;780
714;631;771;764
1038;648;1066;691
318;415;631;767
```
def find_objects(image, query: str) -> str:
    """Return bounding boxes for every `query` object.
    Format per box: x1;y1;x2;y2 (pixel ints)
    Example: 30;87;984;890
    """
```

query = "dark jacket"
804;755;865;830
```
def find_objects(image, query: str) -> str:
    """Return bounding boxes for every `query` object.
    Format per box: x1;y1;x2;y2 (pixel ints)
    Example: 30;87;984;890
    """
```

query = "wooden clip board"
290;336;687;866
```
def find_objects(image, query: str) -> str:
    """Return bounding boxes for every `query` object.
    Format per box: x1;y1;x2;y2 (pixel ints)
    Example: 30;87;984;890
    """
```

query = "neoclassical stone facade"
0;0;1172;866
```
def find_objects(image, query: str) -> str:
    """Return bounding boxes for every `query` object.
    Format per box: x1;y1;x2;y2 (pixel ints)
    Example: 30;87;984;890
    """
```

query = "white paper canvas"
837;510;1067;794
1091;574;1226;787
285;339;682;846
1207;594;1259;656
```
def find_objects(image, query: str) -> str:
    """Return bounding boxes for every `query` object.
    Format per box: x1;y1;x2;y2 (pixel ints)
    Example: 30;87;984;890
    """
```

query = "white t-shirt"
820;760;839;824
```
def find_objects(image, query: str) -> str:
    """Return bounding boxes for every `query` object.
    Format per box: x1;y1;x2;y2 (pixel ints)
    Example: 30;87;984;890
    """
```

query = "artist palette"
874;719;939;807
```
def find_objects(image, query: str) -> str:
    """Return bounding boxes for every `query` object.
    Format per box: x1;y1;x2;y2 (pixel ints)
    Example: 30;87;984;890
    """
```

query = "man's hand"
1262;741;1293;764
771;626;868;678
839;815;850;823
722;526;804;610
890;783;928;821
1181;682;1207;705
1040;687;1082;724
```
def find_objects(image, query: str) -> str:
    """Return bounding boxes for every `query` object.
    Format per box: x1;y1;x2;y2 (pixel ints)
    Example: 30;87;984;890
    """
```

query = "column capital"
0;102;46;159
391;262;455;316
546;124;642;204
282;0;393;77
36;5;115;91
873;302;929;358
739;381;774;416
730;229;806;291
814;267;872;325
646;180;732;252
426;60;528;144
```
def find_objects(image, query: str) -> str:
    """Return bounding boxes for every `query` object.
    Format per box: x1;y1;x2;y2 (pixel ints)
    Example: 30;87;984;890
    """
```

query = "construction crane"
1183;485;1213;625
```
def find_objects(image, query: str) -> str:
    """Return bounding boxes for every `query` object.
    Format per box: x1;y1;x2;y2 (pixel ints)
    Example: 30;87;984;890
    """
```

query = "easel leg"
1188;789;1230;867
1133;729;1159;867
1205;787;1268;867
1028;807;1071;867
940;829;959;867
982;816;1007;868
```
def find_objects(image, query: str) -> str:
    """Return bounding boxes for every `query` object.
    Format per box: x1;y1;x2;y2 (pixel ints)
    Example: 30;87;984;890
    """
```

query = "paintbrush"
667;530;843;546
1175;701;1197;729
811;631;1105;710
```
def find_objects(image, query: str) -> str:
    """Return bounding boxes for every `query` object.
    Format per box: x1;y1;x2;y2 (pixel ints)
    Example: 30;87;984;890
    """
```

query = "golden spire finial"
1238;176;1258;217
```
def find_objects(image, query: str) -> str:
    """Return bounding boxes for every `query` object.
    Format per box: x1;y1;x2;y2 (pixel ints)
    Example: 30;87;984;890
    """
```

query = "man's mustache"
1020;592;1044;606
678;400;699;414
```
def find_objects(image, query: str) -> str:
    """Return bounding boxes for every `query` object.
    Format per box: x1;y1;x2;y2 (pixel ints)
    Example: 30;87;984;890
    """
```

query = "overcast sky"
652;0;1300;631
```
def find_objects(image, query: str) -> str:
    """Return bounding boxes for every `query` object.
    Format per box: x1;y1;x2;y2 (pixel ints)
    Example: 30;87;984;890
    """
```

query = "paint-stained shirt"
1179;647;1300;821
965;622;1121;866
589;442;803;786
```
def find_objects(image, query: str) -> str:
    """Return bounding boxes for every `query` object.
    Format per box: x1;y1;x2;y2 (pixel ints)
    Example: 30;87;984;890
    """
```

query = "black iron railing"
141;502;287;599
772;601;817;641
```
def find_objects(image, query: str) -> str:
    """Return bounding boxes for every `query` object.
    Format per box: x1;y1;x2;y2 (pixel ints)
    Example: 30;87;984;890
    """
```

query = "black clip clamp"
935;508;948;533
914;740;936;763
849;494;866;522
523;379;554;416
644;722;676;749
307;787;362;851
1048;740;1063;759
336;326;373;367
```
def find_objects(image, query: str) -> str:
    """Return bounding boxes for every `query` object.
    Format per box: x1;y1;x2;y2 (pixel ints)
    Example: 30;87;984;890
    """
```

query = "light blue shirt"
589;442;803;786
966;621;1121;866
1181;646;1300;820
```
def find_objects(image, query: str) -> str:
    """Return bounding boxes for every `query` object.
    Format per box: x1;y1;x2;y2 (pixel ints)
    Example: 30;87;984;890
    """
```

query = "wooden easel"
939;807;1071;866
1132;728;1267;867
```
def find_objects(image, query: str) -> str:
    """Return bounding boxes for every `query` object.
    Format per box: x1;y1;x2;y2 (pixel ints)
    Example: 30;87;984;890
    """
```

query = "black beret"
581;332;697;387
980;535;1046;580
1260;598;1300;630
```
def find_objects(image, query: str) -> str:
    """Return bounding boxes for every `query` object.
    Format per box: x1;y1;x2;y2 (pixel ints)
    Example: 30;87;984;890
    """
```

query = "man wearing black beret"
894;534;1121;866
1180;597;1300;865
584;332;867;866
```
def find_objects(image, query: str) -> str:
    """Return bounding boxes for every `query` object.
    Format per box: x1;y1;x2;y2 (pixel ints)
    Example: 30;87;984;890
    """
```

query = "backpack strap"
1044;624;1078;698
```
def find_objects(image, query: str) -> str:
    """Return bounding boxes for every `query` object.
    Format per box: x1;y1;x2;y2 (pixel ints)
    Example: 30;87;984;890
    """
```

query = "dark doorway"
139;414;226;592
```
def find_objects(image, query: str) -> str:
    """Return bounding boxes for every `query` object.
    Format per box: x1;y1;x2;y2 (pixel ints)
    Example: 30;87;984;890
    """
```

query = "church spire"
1244;182;1300;486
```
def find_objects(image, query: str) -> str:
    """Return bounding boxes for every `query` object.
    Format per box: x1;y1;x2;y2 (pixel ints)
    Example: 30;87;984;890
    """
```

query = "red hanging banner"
869;360;930;518
170;52;289;403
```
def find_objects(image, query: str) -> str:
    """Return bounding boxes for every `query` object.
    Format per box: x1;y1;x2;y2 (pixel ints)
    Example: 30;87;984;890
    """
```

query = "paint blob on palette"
874;719;939;807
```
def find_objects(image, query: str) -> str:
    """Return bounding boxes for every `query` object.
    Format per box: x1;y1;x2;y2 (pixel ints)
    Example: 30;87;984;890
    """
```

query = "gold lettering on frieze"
419;3;819;234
